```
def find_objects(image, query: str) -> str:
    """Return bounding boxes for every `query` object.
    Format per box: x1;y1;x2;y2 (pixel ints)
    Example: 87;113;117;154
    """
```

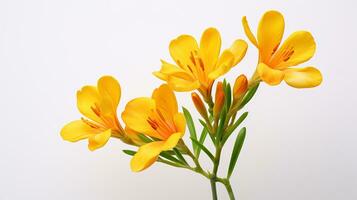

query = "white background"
0;0;356;199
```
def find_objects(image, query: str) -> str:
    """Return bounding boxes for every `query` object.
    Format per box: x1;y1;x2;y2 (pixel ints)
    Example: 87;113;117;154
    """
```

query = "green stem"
210;146;222;199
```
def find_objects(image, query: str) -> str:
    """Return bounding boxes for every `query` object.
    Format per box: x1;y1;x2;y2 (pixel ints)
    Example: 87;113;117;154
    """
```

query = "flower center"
147;109;176;139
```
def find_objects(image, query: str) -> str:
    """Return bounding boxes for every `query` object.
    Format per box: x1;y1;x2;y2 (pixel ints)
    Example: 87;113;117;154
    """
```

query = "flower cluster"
60;10;322;199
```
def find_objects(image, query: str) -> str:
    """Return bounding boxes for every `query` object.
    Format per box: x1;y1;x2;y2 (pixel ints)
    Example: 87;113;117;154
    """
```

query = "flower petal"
284;66;322;88
242;16;258;47
130;132;183;172
228;39;248;66
173;113;186;134
152;84;178;118
272;31;316;69
77;86;102;123
257;63;284;85
121;97;162;139
60;120;98;142
257;10;285;63
97;76;121;109
200;27;221;72
167;76;200;92
88;129;112;151
169;35;199;70
153;60;194;81
208;50;235;80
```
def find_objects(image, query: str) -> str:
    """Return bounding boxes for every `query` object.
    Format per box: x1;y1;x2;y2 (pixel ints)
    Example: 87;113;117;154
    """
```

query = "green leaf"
123;150;136;156
173;148;188;165
225;83;232;110
199;119;215;144
222;112;248;144
182;107;198;152
190;137;214;162
239;83;259;109
160;151;185;165
196;127;208;158
227;127;246;178
138;133;153;143
216;107;227;145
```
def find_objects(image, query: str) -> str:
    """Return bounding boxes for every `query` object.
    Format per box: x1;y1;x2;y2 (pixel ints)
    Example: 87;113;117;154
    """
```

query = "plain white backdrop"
0;0;356;199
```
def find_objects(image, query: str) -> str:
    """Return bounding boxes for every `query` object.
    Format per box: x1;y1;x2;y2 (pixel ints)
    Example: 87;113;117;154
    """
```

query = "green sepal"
138;133;153;143
122;149;136;156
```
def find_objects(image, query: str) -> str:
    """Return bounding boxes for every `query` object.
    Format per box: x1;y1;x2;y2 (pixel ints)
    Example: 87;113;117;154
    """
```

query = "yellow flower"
154;27;247;100
122;84;186;172
60;76;125;151
242;10;323;88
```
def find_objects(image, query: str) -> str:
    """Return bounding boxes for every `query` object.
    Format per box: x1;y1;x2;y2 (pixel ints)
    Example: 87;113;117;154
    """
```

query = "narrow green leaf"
216;107;227;144
199;119;215;144
160;151;185;165
190;137;214;162
225;83;232;110
196;127;208;158
227;127;246;178
123;150;136;156
182;107;198;152
173;148;188;165
239;83;259;109
138;133;153;143
222;112;248;144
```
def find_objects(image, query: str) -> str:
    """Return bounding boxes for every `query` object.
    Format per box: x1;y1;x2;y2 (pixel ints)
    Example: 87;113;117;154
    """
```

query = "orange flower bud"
213;82;225;118
191;92;208;119
233;74;248;100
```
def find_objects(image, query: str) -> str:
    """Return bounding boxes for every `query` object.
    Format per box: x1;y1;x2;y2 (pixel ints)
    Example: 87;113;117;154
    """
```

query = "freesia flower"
154;27;247;100
242;10;323;88
121;84;186;172
61;76;127;151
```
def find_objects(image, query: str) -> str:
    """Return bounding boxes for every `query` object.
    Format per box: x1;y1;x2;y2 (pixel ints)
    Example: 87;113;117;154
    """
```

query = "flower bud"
191;92;208;120
213;82;225;118
233;74;248;100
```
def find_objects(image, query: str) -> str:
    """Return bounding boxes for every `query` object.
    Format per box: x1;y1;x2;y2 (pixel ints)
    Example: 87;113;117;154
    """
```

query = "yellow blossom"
153;27;247;100
242;10;323;88
60;76;125;151
121;84;186;172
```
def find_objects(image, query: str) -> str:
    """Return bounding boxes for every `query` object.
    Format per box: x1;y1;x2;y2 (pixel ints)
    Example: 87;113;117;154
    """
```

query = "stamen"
147;118;159;130
271;44;280;55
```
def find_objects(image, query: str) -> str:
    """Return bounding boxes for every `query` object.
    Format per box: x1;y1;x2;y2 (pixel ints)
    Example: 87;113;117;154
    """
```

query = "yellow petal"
200;27;221;72
121;97;162;139
152;84;178;118
229;39;248;66
77;86;102;123
97;76;121;109
208;50;235;80
167;76;200;92
173;113;186;134
88;129;112;151
242;16;258;47
257;10;285;63
272;31;316;69
130;132;183;172
153;60;194;81
284;66;322;88
169;35;199;70
257;63;284;85
60;120;98;142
